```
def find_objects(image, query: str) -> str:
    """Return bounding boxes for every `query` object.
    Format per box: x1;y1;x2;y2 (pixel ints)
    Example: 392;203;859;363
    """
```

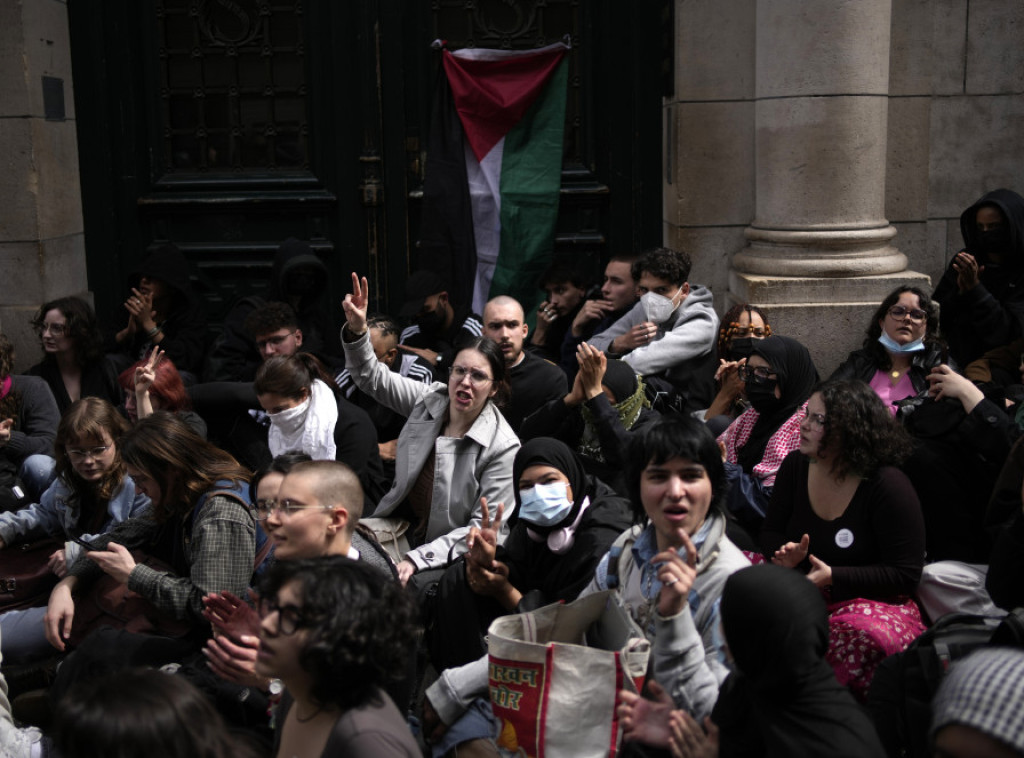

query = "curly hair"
243;301;300;339
814;379;912;479
258;556;419;712
632;247;692;287
118;355;191;413
119;412;249;521
861;286;943;370
0;334;20;426
53;668;260;758
717;303;772;356
55;398;131;502
0;333;14;380
626;415;727;524
32;296;105;366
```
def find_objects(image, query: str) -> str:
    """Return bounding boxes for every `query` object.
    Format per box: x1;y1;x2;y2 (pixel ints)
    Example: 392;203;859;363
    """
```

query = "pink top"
869;369;915;416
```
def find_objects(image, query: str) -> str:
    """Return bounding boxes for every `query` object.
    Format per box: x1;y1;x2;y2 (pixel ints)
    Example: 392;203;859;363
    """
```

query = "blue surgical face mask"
878;332;925;353
517;481;573;527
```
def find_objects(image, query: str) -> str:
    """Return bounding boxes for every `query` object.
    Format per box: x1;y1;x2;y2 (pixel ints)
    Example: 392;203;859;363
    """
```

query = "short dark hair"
626;415;727;524
452;336;511;408
632;247;692;287
814;379;912;479
538;261;588;290
862;286;942;370
251;451;313;504
287;460;365;524
244;301;300;339
258;556;419;712
366;313;400;340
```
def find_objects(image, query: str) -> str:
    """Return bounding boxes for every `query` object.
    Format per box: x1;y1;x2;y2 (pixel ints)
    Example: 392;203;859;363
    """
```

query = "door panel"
68;0;663;334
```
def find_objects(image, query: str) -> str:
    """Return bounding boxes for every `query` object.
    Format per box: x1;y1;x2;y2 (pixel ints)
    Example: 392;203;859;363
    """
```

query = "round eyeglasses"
887;305;927;323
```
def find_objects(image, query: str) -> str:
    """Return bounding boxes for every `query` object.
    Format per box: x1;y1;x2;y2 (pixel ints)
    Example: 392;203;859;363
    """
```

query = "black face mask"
415;307;445;336
728;338;755;361
978;227;1011;258
745;380;782;415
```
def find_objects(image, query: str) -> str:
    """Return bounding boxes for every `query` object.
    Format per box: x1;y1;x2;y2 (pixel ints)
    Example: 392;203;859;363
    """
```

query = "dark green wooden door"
68;0;665;334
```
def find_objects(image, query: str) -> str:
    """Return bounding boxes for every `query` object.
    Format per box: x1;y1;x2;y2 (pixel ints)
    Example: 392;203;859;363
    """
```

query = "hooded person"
106;244;208;379
202;238;341;382
708;564;885;758
520;354;658;493
718;335;819;533
934;188;1024;365
427;437;633;673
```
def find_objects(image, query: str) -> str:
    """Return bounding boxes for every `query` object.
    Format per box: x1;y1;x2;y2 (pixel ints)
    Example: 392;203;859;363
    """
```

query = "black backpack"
867;608;1024;758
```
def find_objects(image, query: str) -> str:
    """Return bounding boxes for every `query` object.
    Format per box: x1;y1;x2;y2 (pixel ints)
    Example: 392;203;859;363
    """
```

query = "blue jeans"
19;455;56;502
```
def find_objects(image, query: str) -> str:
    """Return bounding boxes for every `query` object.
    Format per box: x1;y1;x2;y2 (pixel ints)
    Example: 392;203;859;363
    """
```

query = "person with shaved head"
482;296;567;434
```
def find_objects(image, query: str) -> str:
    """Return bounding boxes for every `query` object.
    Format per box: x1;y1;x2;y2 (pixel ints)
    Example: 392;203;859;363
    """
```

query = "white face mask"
518;481;574;527
268;397;310;436
641;290;681;324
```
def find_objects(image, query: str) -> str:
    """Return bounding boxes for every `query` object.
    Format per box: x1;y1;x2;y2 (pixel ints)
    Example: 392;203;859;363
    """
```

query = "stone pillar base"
729;270;932;376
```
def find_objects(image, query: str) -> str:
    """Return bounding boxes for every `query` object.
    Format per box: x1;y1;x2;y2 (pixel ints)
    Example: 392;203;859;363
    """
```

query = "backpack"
191;481;274;580
867;608;1024;758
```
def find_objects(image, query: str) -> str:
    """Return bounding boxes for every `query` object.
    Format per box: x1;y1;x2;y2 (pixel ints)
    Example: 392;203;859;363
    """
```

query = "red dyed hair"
118;356;191;412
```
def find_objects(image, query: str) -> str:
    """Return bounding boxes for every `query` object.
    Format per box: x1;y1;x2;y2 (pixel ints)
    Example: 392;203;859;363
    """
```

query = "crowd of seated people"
4;195;1024;757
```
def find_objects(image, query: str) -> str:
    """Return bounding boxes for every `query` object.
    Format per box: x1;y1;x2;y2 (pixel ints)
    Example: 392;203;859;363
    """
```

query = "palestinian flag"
418;40;569;315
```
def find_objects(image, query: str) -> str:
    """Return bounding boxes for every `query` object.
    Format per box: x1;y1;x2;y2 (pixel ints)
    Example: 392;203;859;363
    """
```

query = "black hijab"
713;564;884;757
509;437;589;533
736;336;818;473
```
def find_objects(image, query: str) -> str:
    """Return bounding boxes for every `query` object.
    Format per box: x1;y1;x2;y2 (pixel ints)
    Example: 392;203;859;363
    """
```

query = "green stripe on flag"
489;57;568;318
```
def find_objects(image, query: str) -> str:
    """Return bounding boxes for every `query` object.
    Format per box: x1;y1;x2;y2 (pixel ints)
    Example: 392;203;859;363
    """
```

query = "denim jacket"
0;475;151;564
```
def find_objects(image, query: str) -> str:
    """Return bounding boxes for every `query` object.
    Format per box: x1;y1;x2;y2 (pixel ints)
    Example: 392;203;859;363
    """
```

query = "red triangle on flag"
443;45;567;163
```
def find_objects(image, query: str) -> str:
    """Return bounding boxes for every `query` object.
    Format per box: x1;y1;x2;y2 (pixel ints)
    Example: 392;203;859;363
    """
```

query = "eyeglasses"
887;306;927;323
738;366;777;385
257;596;314;636
252;498;337;520
67;446;111;461
803;412;827;429
449;365;493;386
33;321;67;337
255;331;297;351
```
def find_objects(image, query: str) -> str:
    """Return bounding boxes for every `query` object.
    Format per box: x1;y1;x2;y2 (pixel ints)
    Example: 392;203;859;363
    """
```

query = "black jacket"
935;188;1024;365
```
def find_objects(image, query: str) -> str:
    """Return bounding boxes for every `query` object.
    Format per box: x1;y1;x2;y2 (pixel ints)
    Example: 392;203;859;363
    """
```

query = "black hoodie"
105;244;208;376
934;188;1024;365
203;238;342;382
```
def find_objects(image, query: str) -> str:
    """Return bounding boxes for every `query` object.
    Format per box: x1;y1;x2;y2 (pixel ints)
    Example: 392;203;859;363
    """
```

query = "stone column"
0;0;87;371
730;0;928;373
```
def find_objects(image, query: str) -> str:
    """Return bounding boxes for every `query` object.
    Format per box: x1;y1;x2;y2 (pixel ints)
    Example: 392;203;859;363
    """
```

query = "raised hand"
466;497;503;570
653;529;699;617
202;590;260;641
571;299;614;337
772;533;810;568
577;342;608;400
341;272;370;335
125;287;156;332
613;321;659;354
